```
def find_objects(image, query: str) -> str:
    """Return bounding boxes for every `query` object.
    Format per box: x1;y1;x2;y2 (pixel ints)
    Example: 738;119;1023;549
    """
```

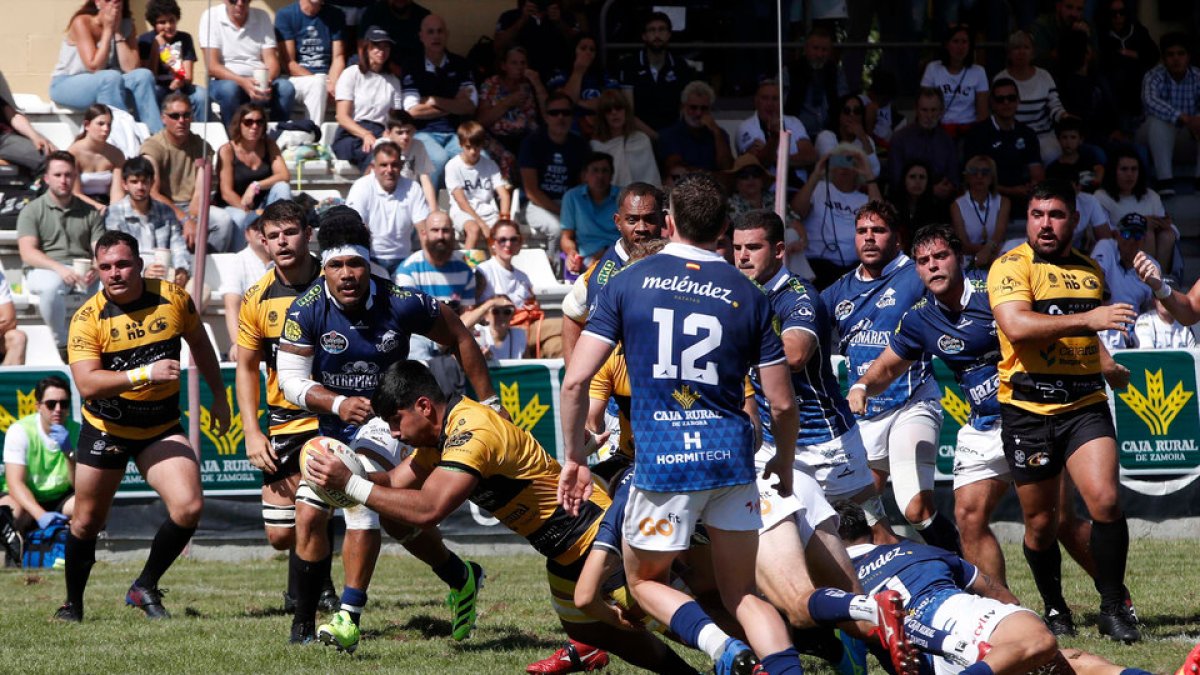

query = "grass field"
1;539;1197;674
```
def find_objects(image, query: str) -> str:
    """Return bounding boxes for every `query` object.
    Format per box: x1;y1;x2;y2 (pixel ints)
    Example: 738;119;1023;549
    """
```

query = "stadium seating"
22;324;62;366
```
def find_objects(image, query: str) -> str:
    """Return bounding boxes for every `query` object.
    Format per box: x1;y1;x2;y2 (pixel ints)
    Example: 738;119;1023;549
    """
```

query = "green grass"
1;539;1196;674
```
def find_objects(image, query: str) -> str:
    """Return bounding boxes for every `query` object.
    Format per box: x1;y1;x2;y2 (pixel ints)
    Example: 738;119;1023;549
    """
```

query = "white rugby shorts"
952;424;1010;490
755;447;838;545
624;482;761;552
772;423;875;499
929;594;1033;675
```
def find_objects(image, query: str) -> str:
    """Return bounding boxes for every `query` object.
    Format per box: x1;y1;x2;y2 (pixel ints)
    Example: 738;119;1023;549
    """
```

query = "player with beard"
987;180;1140;642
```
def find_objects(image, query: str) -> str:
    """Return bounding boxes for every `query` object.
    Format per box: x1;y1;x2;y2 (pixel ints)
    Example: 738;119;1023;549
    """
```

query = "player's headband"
321;245;370;265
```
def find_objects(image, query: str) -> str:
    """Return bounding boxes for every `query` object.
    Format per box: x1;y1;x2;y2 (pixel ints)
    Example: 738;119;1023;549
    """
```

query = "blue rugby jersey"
889;269;1002;430
584;243;784;492
281;276;440;442
822;255;933;418
749;266;855;446
583;241;629;317
847;541;978;623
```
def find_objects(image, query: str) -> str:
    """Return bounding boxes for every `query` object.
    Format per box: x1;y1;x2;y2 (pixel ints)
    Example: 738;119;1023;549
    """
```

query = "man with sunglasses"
518;92;590;261
0;376;75;540
964;79;1044;214
199;0;297;126
657;80;732;174
141;92;239;252
1090;213;1157;350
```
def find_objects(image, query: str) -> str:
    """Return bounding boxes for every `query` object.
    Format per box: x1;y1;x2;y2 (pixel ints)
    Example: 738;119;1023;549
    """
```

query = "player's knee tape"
262;502;296;528
295;482;334;513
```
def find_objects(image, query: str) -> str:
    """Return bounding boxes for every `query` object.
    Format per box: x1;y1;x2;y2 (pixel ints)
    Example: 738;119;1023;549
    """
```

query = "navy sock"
668;601;714;651
807;588;856;624
1091;518;1130;611
431;552;469;588
962;661;994;675
1120;669;1154;675
136;518;196;589
65;533;97;609
762;647;804;675
915;512;963;557
340;586;368;626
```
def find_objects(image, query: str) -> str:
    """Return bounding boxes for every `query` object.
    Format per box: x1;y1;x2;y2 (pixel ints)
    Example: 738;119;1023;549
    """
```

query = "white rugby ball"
299;436;368;508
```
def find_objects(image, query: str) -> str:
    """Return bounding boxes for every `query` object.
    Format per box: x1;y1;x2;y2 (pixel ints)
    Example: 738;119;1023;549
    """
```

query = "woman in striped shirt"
994;30;1070;164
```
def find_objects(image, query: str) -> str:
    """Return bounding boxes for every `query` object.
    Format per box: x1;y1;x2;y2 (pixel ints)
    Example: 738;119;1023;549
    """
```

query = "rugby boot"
53;601;82;623
875;590;920;675
714;638;758;675
290;621;316;645
317;610;360;653
1175;642;1200;675
1043;607;1076;637
126;583;170;619
1097;606;1141;644
446;560;484;641
526;640;609;673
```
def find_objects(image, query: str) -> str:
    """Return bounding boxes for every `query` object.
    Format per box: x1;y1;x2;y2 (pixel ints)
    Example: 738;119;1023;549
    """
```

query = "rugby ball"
299;436;368;508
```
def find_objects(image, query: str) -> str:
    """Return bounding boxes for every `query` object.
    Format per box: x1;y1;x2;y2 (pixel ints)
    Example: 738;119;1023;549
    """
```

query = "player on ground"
988;180;1140;642
560;183;664;360
847;224;1099;599
306;359;699;673
235;200;338;643
731;209;892;540
276;207;496;651
822;201;961;554
59;231;230;622
557;173;805;675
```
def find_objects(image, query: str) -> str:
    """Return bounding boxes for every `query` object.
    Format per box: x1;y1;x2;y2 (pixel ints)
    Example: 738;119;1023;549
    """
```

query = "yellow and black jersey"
236;262;321;435
988;243;1108;414
68;279;199;439
589;345;632;461
412;396;611;566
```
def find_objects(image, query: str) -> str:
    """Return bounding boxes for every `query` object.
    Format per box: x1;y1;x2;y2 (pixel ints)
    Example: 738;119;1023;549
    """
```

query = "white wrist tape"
331;395;347;417
1155;283;1172;299
849;383;868;393
345;474;374;504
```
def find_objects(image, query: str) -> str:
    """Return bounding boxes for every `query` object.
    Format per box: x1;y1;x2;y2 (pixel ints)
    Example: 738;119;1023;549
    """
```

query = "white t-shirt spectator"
1093;189;1167;228
475;258;534;306
803;181;868;267
198;5;276;77
218;247;271;298
445;154;504;225
335;67;404;127
920;62;988;126
1134;310;1199;349
477;326;527;361
346;173;430;260
1072;191;1110;249
736;114;811;164
814;131;880;176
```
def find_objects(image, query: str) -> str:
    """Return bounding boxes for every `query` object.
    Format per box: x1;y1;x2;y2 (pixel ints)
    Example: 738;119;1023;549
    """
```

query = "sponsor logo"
148;316;169;334
321;331;349;354
322;361;380;390
835;300;855;321
641;274;736;305
267;310;278;323
875;288;897;309
376;330;399;353
110;327;121;340
282;318;303;342
995;276;1016;294
938;335;965;354
498;381;550;432
941;386;970;428
637;514;679;537
1026;452;1051;467
75;305;95;323
1047;272;1059;286
444;432;473;448
796;303;814;319
672;384;700;410
1120;368;1194;436
70;336;88;352
1083;277;1099;290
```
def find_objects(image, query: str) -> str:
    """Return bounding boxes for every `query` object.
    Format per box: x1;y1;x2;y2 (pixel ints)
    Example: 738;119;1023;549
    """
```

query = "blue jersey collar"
614;239;629;264
765;264;793;293
934;274;974;311
661;241;726;263
854;252;910;281
324;278;377;311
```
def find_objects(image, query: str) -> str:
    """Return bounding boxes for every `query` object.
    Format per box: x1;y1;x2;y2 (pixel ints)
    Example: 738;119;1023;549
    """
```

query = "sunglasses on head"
42;399;70;410
165;111;192;120
993;94;1019;103
545;108;573;117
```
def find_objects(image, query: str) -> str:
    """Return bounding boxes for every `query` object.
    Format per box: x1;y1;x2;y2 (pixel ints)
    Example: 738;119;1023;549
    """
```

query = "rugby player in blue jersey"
822;202;962;555
558;173;806;675
847;224;1100;608
276;207;498;652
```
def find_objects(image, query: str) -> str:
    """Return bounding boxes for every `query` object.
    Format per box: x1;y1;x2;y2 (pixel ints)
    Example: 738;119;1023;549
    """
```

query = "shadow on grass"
1080;610;1200;633
364;615;559;652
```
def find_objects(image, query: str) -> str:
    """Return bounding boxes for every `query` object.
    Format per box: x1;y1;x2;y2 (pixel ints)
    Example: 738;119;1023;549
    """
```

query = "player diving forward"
275;207;496;650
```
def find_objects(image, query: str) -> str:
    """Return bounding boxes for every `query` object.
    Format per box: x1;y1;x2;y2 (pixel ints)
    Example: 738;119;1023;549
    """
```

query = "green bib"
1;414;71;502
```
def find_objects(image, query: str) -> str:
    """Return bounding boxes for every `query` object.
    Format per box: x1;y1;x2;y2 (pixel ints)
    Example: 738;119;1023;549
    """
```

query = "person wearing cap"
276;205;499;653
559;152;620;276
1133;276;1198;348
727;154;773;222
276;0;347;123
199;0;297;126
332;26;404;171
1091;213;1158;350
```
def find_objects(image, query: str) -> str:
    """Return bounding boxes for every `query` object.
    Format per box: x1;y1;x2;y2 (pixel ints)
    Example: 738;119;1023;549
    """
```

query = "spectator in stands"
137;0;208;122
736;79;817;186
0;266;26;365
995;30;1070;163
783;26;848;138
590;90;660;187
560;152;619;276
360;0;429;68
657;80;732;174
518;92;589;258
725;154;773;223
1030;0;1092;69
1092;213;1156;350
445;121;510;257
1054;29;1118;143
199;0;297;126
331;27;403;171
381;109;436;211
862;69;898;147
66;104;126;213
345;141;430;275
615;12;696;135
49;0;160;132
16;151;104;353
964;78;1045;214
791;144;881;287
815;93;881;177
105;156;190;286
887;87;958;201
1046;163;1113;250
402;14;477;190
950;155;1011;269
889;159;950;251
276;0;347;124
0;72;56;175
477;46;547;181
1046;117;1104;190
1097;0;1158;136
1133;277;1196;348
476;294;526;361
546;34;619;138
216;103;292;237
1095;148;1176;272
920;24;988;136
476;220;535;307
141;93;239;253
1141;32;1200;197
493;0;578;78
0;376;74;532
220;216;271;362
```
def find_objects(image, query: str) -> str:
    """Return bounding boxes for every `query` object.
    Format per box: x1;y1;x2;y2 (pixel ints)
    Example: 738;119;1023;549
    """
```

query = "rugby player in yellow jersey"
58;231;229;622
988;180;1140;643
306;360;699;673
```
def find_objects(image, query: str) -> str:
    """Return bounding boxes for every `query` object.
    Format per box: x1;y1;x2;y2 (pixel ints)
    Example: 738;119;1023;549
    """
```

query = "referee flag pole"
773;0;790;217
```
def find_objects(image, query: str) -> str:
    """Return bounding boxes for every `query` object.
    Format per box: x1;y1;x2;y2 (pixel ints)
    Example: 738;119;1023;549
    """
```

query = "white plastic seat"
180;322;221;366
22;325;63;366
512;248;570;301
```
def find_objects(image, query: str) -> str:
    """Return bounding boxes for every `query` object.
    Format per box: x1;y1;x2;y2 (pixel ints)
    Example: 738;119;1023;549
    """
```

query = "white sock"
698;623;732;660
849;595;878;623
